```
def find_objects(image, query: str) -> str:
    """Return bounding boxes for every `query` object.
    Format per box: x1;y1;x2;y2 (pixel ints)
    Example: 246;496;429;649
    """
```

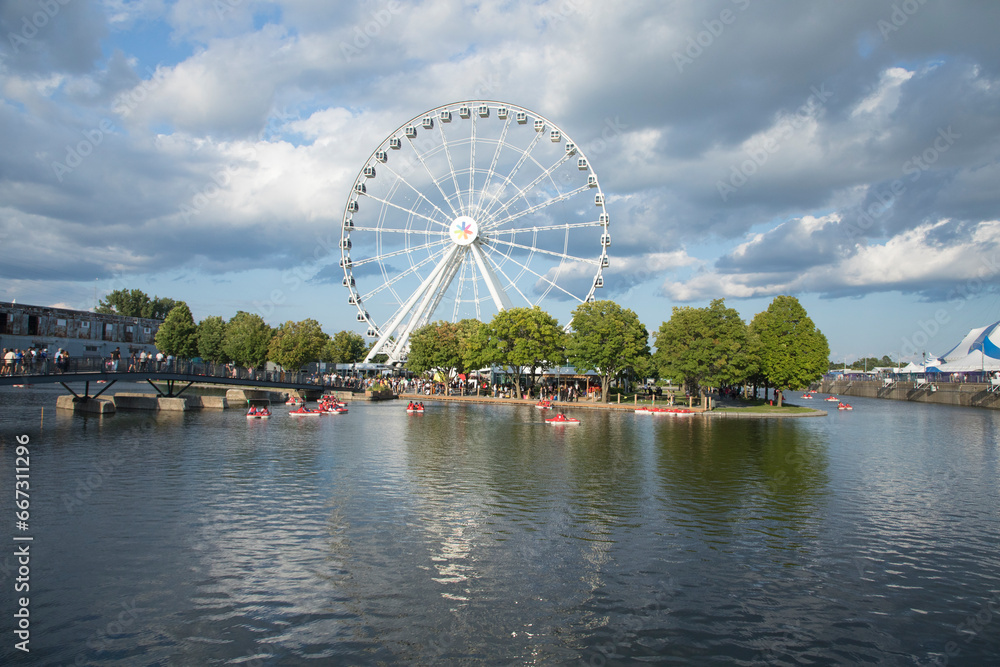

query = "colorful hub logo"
449;216;478;246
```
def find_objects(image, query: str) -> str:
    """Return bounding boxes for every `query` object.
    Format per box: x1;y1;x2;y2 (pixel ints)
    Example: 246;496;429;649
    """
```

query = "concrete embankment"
819;378;1000;410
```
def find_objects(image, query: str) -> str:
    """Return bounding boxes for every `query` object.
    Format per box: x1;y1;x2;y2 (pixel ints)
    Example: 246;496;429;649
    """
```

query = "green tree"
455;319;486;373
481;306;565;392
154;302;198;358
749;295;829;406
97;288;152;318
653;298;754;398
146;296;179;320
222;311;273;368
268;319;328;371
97;289;178;320
566;300;649;402
322;330;368;365
406;321;467;378
195;315;229;363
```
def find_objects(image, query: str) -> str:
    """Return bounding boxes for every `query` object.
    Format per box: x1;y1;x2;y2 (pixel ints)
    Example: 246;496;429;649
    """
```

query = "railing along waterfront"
0;355;333;388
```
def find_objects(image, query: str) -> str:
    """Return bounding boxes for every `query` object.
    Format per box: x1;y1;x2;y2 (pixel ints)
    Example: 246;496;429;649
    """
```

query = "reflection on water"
0;387;998;665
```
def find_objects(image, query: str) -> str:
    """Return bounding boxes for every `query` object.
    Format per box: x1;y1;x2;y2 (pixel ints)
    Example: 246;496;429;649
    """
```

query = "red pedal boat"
545;413;580;425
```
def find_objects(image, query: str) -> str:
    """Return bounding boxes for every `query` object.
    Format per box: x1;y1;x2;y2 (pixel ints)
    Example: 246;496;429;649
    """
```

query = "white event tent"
928;321;1000;374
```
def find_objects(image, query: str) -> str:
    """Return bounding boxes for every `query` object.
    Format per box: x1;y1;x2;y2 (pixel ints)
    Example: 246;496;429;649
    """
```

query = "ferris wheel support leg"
392;248;465;360
471;242;514;312
364;244;461;363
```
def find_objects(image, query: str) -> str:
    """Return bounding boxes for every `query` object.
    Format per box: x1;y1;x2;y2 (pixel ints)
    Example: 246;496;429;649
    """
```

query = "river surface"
1;385;998;665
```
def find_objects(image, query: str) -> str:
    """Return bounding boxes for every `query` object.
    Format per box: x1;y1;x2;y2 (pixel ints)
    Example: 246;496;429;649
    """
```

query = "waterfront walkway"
398;393;828;418
0;357;341;397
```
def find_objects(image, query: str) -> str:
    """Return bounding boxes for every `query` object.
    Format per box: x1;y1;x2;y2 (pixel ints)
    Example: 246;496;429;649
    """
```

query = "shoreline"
398;393;827;418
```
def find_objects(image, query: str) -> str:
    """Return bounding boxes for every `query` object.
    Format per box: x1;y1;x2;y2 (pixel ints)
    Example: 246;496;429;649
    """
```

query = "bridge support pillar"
56;395;115;414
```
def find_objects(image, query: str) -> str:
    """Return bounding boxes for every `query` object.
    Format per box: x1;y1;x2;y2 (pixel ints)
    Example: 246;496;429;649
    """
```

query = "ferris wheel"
341;100;611;364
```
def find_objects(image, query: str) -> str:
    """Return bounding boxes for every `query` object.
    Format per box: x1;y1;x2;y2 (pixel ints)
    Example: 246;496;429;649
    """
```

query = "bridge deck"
0;359;349;397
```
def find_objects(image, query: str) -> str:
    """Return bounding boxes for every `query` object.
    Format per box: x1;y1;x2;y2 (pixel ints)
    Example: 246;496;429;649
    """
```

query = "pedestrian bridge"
0;357;345;400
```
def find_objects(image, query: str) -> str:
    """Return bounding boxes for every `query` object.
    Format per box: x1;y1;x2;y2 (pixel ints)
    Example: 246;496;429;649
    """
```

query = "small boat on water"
246;399;272;419
406;402;425;413
320;401;348;414
824;396;839;402
535;400;553;410
286;396;305;406
545;413;580;425
838;402;853;411
289;405;323;416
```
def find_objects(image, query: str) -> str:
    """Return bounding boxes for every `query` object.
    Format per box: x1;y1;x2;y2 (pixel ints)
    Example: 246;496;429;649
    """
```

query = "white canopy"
928;349;1000;373
939;321;1000;362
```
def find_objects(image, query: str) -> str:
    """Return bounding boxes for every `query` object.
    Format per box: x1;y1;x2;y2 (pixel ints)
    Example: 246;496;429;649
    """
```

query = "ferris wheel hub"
449;215;479;246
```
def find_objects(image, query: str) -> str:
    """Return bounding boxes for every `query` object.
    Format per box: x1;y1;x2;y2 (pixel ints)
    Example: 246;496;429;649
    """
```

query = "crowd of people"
1;346;74;375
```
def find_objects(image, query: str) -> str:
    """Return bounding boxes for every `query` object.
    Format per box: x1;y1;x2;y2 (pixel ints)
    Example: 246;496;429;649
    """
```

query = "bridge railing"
1;355;332;387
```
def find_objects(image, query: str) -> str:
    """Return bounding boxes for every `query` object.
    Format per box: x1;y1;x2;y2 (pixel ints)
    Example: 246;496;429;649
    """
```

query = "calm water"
1;385;998;665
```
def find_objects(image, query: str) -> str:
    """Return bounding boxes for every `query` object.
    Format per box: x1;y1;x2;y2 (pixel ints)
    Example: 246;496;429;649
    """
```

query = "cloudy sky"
2;0;999;362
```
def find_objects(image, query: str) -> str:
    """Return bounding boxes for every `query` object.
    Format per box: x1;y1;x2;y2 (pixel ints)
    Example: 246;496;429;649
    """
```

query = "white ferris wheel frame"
340;100;611;365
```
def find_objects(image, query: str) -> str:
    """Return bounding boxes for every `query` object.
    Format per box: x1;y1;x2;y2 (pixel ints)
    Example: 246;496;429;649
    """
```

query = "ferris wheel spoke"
468;115;477;212
488;183;593;230
379;162;457;224
352;226;448;235
359;246;451;302
351;238;450;268
436;122;466;216
486;236;600;265
362;192;451;230
482;243;586;303
480;130;543;220
474;115;511;215
490;220;604;234
408;136;462;219
483;154;574;226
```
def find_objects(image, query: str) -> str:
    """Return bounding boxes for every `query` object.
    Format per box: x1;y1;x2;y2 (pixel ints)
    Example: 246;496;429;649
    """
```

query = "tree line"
99;289;371;372
102;289;829;404
404;295;829;406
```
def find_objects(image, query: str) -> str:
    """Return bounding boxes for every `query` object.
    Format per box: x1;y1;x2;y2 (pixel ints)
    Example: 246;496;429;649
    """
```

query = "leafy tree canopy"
566;300;649;402
653;298;755;393
481;306;565;389
196;315;229;363
268;318;329;370
750;295;829;406
322;330;368;365
154;302;198;357
222;311;273;368
97;288;178;320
